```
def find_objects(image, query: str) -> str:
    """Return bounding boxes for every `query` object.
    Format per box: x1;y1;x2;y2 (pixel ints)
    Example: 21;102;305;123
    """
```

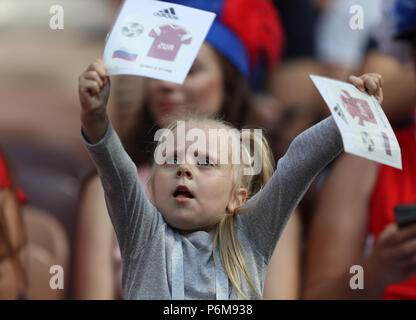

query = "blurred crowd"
0;0;415;300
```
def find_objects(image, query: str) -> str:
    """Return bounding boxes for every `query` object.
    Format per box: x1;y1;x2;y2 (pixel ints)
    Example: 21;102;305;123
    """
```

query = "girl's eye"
166;155;178;165
197;158;214;167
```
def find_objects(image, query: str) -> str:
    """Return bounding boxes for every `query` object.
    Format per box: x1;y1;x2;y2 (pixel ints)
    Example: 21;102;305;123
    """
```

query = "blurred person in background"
303;0;416;299
268;0;416;264
0;0;119;299
0;147;27;300
267;0;325;154
269;0;415;147
314;0;415;121
74;0;303;300
315;0;383;81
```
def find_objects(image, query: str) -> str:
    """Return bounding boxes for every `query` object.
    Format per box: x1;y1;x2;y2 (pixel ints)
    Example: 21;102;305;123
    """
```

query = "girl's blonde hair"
149;115;275;299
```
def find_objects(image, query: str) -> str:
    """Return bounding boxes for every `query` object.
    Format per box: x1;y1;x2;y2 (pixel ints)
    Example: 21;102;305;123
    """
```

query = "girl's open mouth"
173;185;194;200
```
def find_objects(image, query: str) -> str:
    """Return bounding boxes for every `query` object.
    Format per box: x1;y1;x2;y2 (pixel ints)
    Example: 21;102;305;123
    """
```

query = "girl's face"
146;43;224;127
150;124;247;231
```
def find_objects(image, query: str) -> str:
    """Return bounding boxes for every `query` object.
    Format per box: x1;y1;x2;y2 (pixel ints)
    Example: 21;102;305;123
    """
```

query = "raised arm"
240;115;343;260
240;73;384;261
78;60;160;259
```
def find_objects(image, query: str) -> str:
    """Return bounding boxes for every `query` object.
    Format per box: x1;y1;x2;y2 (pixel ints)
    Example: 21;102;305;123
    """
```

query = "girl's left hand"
348;73;384;104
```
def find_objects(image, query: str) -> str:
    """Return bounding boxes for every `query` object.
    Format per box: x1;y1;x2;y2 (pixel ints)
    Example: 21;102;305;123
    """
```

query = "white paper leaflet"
310;74;402;170
103;0;216;84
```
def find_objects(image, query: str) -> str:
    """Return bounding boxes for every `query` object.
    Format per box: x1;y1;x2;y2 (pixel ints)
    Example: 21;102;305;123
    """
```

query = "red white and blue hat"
159;0;285;79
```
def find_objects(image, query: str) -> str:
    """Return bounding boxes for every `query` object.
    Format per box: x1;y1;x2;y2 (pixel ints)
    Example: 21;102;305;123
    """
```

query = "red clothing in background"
0;152;26;204
369;123;416;299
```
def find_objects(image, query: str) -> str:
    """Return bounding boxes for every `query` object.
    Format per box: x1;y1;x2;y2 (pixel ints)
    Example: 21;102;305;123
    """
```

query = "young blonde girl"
147;116;275;299
79;59;383;299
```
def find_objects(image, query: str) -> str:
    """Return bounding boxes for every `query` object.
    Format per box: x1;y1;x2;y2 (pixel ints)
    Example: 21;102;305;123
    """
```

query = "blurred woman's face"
146;43;224;127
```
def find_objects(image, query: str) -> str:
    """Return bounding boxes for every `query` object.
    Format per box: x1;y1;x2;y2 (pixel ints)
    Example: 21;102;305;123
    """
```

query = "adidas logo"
154;7;179;20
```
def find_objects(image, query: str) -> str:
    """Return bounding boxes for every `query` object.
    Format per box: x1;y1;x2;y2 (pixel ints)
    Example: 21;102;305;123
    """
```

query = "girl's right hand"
79;59;110;143
79;59;110;115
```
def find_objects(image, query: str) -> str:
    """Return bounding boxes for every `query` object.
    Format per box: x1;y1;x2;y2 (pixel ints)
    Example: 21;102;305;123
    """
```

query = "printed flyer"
311;74;402;169
103;0;216;84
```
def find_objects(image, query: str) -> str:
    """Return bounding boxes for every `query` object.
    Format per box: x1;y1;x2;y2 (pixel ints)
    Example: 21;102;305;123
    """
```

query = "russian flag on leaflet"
382;132;392;156
112;49;138;61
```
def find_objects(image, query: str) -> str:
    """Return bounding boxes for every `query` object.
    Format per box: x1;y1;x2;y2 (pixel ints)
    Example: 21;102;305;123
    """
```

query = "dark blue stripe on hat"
206;21;250;77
